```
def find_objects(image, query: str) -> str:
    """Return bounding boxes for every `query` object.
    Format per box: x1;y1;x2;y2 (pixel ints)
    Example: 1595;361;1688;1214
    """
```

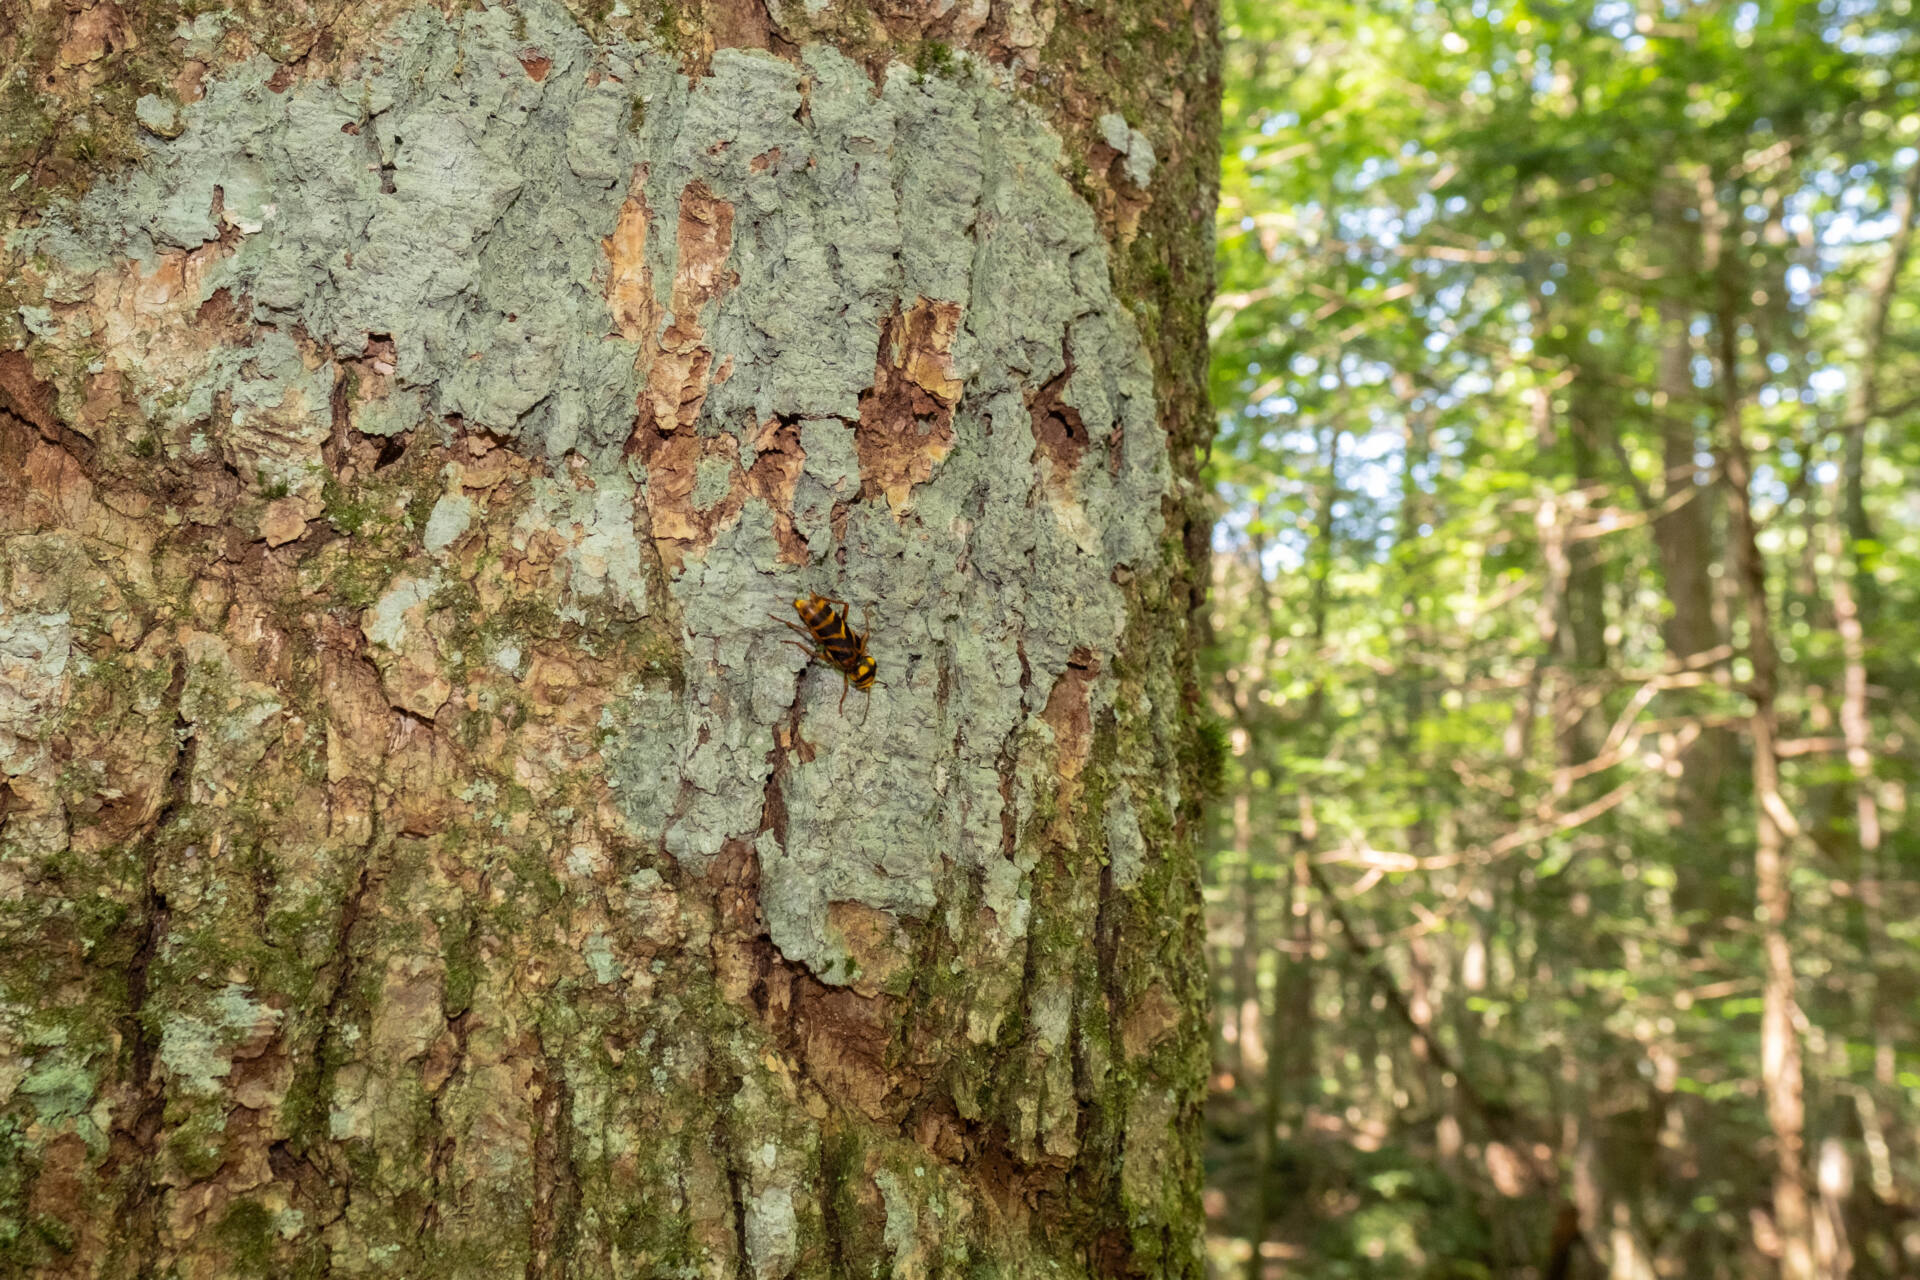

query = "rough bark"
0;0;1220;1275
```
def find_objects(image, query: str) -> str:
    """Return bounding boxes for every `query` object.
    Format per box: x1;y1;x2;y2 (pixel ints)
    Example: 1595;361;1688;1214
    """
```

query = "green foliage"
1205;0;1920;1274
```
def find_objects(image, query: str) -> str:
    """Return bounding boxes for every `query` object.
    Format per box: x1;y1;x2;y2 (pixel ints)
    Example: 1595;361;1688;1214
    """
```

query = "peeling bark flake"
634;182;737;439
854;297;963;510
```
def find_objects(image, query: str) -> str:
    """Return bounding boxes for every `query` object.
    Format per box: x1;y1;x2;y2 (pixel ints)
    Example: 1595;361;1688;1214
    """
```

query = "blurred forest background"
1198;0;1920;1276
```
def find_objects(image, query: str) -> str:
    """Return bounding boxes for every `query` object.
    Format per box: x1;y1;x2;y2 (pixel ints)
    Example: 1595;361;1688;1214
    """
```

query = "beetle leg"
771;615;818;642
782;639;827;664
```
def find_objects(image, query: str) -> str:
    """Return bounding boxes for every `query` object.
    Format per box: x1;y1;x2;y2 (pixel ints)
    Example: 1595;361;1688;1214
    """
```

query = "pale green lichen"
179;633;285;805
158;984;283;1097
25;0;671;465
165;330;336;500
583;932;619;984
362;572;439;651
0;610;70;781
602;685;687;845
175;11;228;58
16;1055;97;1126
516;470;652;622
1104;785;1147;889
743;1184;798;1279
688;454;734;512
17;306;57;338
593;44;1169;988
874;1164;957;1277
792;418;860;549
422;492;475;554
352;387;424;437
134;94;183;140
1098;111;1158;187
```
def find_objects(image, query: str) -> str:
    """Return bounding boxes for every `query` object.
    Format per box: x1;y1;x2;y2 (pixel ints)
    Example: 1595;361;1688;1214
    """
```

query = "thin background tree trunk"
1712;212;1817;1280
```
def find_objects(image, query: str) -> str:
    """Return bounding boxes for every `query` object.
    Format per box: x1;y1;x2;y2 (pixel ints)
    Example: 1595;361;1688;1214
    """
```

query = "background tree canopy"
1201;0;1920;1276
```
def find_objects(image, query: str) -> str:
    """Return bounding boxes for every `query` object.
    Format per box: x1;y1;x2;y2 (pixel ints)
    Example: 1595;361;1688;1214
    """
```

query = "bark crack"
287;832;385;1210
817;1140;851;1280
417;891;481;1248
102;658;189;1279
717;1107;755;1280
526;1044;580;1280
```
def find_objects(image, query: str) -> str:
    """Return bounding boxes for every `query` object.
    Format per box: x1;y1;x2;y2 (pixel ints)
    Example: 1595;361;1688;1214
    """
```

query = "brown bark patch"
854;297;963;510
1036;650;1100;849
320;629;392;787
1084;140;1153;248
17;437;97;530
1026;360;1088;487
710;836;766;1005
0;350;60;437
60;635;176;850
25;1133;93;1245
360;577;452;720
602;175;655;344
630;426;737;571
743;416;809;564
456;434;512;492
384;715;460;836
58;2;135;69
754;941;904;1124
827;900;913;998
633;415;807;570
194;285;245;332
0;351;101;482
523;653;582;717
788;979;898;1121
703;0;779;57
705;840;917;1123
227;1030;293;1113
258;496;308;546
1038;649;1099;782
1119;984;1181;1060
526;1050;580;1279
518;50;553;80
631;182;737;440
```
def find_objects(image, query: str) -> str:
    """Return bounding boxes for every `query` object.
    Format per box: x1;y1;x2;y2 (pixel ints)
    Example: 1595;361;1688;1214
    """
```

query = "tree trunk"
0;1;1219;1275
1650;278;1730;866
1228;790;1258;1095
1714;262;1815;1280
1838;156;1920;636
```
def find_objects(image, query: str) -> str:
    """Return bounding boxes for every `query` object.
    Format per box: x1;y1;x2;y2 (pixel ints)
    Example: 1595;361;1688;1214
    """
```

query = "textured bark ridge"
0;0;1213;1275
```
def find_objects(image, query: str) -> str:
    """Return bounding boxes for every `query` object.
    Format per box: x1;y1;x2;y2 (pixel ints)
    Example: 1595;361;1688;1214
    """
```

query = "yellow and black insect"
773;593;878;714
